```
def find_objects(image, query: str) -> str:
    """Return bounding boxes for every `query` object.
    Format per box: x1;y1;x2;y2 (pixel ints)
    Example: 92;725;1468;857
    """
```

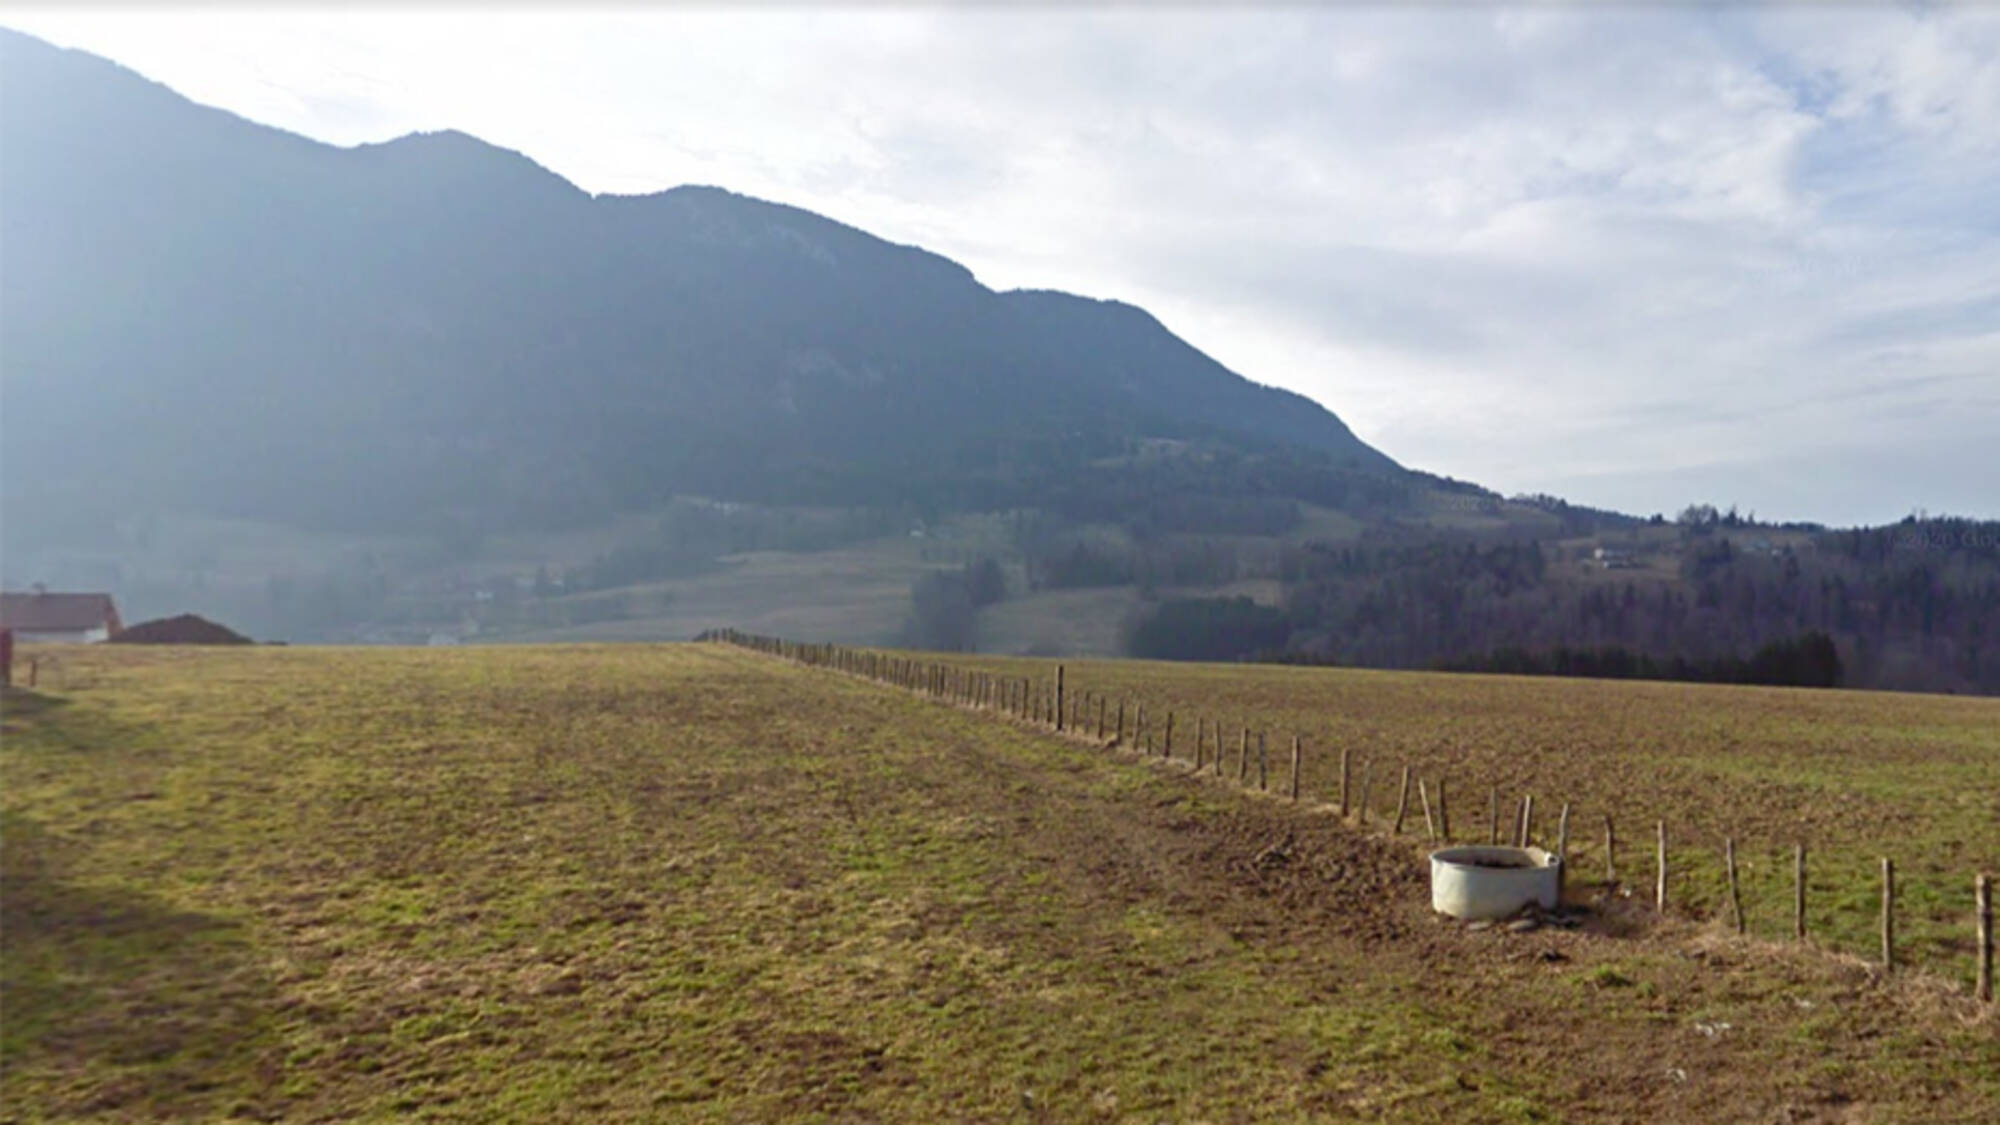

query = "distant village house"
1591;546;1639;570
0;588;123;643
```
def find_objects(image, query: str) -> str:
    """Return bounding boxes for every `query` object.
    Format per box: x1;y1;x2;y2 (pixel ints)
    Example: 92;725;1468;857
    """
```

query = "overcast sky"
8;4;1996;527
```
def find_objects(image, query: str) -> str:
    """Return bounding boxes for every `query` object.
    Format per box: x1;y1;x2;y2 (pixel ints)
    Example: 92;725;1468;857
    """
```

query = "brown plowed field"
3;643;1994;1121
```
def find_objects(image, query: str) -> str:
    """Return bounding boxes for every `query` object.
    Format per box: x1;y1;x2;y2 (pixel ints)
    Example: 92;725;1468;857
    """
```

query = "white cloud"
5;3;1995;526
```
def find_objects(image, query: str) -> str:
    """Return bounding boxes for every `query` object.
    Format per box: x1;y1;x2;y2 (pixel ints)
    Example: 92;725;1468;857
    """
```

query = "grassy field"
3;644;1995;1122
942;653;2000;975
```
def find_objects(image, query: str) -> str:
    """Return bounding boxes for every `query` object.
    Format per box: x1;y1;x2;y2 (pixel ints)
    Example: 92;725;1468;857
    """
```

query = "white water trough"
1430;846;1562;920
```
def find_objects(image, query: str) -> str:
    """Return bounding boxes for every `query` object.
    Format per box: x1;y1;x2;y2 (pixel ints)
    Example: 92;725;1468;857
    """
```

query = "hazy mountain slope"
0;28;1399;544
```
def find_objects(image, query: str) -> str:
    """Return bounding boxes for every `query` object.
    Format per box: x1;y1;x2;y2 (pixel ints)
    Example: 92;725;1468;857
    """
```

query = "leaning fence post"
1516;795;1534;848
1393;766;1412;835
1418;779;1437;843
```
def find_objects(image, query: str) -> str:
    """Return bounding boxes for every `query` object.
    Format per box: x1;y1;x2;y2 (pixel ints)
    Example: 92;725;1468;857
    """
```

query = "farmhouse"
0;589;123;643
1591;546;1639;570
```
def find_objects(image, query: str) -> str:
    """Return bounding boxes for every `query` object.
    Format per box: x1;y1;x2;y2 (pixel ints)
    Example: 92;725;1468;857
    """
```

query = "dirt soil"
947;651;2000;970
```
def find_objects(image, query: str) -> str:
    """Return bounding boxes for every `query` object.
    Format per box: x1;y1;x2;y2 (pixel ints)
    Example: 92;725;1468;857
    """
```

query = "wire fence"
705;629;1995;1005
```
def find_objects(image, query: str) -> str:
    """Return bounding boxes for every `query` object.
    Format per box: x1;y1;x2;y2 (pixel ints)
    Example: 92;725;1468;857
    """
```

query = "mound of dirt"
111;614;253;645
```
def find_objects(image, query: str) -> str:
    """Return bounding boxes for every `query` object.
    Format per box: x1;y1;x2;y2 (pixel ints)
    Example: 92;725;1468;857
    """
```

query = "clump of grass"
1580;964;1635;989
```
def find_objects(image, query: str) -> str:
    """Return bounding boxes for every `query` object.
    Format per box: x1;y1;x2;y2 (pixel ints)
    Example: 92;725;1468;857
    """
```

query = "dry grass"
935;651;2000;985
3;643;1995;1122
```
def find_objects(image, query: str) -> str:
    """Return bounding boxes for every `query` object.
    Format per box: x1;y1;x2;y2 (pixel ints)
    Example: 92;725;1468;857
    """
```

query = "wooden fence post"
1289;735;1301;801
1097;696;1107;740
1489;787;1500;844
1255;732;1267;790
1881;857;1895;970
1977;873;1993;1003
1419;779;1437;843
1604;816;1616;884
1238;728;1250;783
1516;795;1534;849
1795;845;1807;942
1164;713;1174;760
1725;838;1745;935
1056;665;1065;732
1655;821;1668;913
1393;766;1411;835
1553;803;1569;900
1357;762;1374;826
1437;779;1450;843
1339;747;1352;818
1116;700;1125;744
1194;718;1205;770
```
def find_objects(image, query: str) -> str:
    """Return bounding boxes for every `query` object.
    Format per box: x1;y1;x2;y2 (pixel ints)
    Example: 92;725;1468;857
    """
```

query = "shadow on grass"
0;684;71;722
1;811;282;1119
0;683;169;760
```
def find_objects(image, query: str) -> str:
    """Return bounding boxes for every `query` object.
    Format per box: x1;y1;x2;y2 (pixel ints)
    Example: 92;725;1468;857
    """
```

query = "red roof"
0;591;122;633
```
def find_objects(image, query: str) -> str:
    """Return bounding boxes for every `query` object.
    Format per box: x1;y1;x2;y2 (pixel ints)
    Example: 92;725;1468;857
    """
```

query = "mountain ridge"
1;25;1401;544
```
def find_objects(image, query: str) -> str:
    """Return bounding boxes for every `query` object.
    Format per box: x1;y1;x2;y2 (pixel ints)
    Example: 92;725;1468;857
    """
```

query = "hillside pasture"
2;644;1994;1121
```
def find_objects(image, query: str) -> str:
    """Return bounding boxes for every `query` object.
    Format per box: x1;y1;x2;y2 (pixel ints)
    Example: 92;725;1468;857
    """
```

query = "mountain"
0;28;1400;544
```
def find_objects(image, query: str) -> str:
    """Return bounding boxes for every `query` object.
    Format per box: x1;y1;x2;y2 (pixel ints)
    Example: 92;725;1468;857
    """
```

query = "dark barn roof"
0;591;122;632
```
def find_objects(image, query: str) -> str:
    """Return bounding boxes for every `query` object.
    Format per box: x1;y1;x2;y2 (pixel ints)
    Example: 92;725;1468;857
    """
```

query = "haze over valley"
3;22;1996;694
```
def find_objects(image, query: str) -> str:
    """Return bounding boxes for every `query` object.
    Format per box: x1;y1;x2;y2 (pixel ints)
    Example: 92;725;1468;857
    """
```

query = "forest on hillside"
911;514;2000;695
